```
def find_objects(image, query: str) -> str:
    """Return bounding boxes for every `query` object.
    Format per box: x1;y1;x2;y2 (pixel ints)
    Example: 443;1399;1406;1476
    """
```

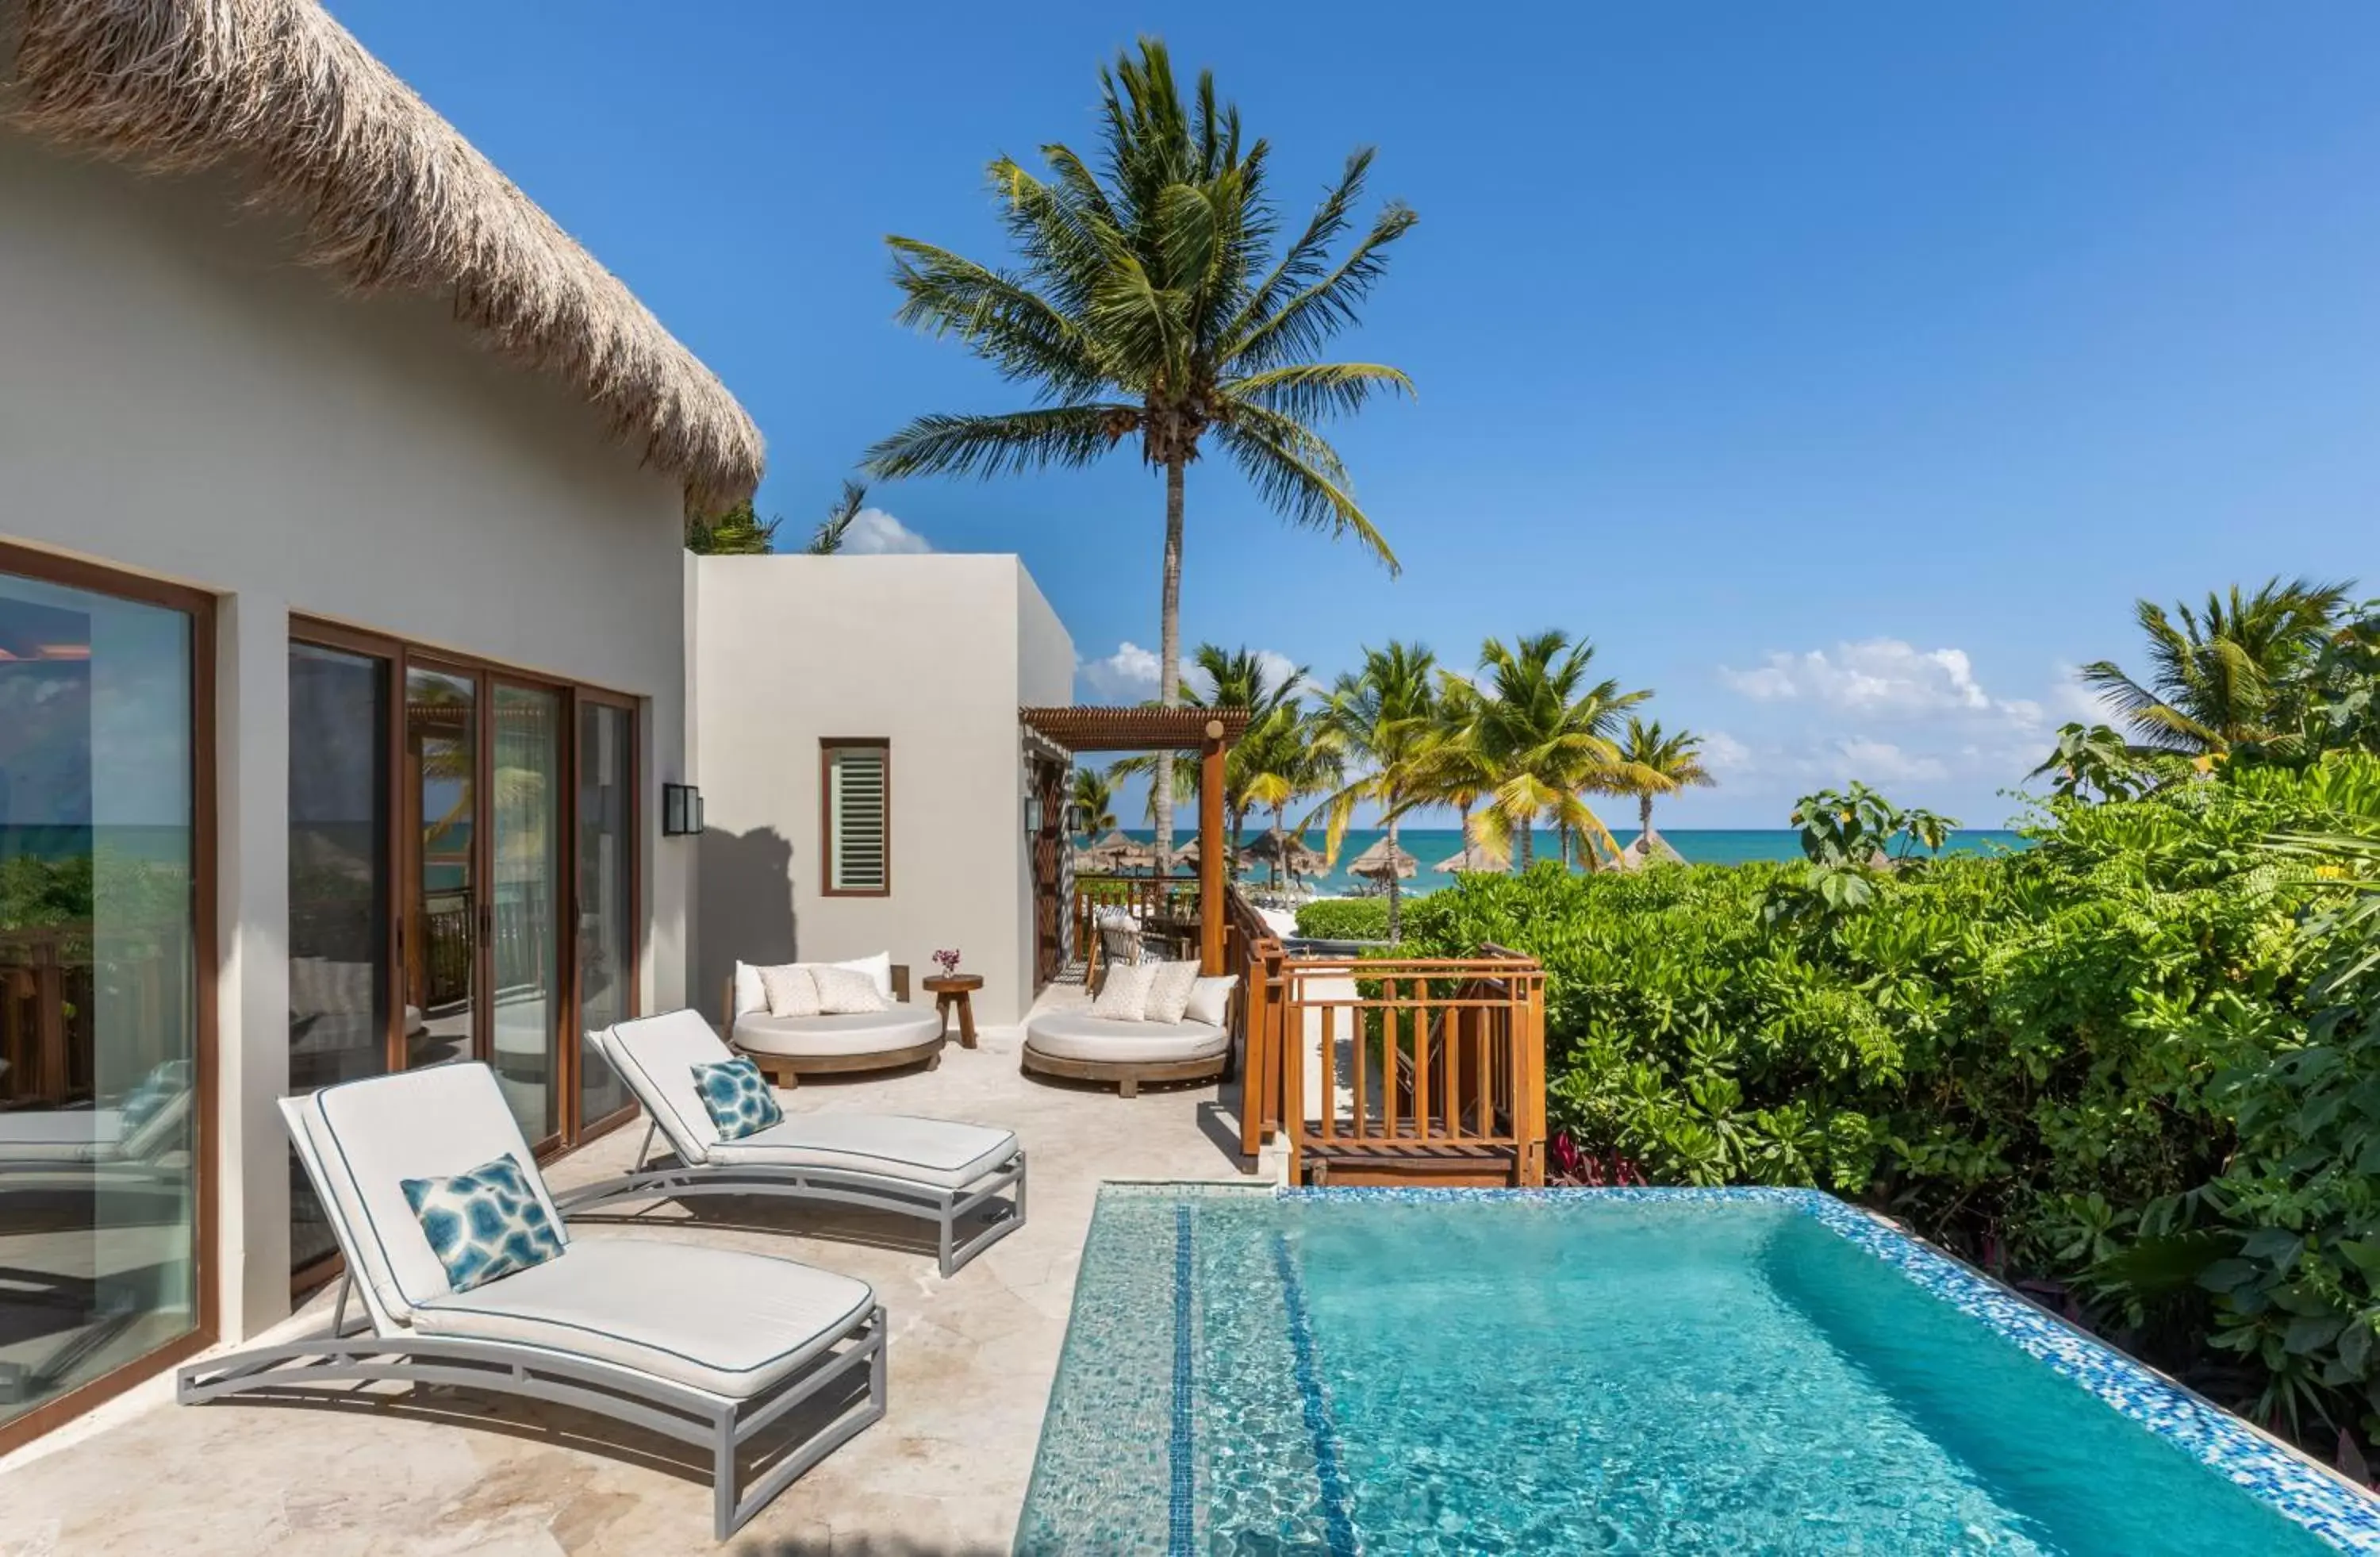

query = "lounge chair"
177;1062;885;1540
562;1009;1026;1277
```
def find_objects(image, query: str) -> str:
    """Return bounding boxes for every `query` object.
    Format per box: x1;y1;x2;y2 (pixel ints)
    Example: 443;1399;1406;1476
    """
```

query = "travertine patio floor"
0;1013;1250;1555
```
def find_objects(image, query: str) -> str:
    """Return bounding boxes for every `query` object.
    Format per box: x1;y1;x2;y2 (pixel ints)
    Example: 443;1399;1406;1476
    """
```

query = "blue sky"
338;1;2380;828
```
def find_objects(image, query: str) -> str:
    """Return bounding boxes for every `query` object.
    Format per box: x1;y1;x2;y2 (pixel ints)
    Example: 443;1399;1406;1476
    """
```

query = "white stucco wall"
691;554;1075;1029
0;137;697;1340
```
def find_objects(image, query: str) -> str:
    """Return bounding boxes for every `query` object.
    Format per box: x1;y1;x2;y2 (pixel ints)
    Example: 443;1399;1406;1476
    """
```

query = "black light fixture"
662;782;704;836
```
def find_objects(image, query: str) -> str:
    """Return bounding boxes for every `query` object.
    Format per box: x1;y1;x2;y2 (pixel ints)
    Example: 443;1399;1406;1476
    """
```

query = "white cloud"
1721;639;2010;718
1079;641;1169;702
2048;664;2115;725
1831;738;1948;782
1078;641;1310;705
1701;729;1753;772
839;508;935;555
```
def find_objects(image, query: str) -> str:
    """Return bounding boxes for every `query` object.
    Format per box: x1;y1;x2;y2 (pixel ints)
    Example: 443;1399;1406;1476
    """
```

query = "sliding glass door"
287;626;639;1264
0;551;209;1452
489;682;562;1148
575;698;637;1128
287;642;391;1276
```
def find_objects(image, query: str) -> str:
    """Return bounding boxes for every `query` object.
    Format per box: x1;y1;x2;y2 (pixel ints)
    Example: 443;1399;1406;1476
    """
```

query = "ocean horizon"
1102;825;2031;899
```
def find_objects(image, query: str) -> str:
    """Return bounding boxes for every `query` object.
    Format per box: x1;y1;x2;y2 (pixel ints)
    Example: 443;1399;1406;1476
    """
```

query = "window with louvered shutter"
822;741;890;894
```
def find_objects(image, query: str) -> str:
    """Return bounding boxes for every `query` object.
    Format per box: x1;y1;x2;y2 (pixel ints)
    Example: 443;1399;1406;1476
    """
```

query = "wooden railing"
1228;887;1545;1186
0;922;187;1107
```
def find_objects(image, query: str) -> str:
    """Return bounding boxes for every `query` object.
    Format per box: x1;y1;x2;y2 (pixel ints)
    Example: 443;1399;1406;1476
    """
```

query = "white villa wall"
0;140;696;1340
691;555;1075;1029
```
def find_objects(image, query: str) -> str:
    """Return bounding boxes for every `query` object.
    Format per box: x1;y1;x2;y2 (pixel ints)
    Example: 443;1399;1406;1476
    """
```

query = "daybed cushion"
707;1113;1019;1189
411;1236;873;1398
298;1063;570;1324
732;1009;942;1061
1023;1012;1230;1066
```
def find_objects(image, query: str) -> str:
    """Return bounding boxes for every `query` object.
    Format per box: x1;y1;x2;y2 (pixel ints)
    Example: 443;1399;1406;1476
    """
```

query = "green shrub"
1294;897;1392;940
1400;757;2380;1439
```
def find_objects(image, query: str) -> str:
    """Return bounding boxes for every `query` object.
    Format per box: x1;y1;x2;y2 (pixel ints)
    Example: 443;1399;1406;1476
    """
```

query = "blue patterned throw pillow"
401;1155;566;1293
691;1056;783;1141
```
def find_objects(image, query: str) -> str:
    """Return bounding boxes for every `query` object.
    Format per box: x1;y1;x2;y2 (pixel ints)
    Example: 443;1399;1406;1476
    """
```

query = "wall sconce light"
1065;802;1087;836
1024;794;1045;834
663;782;704;836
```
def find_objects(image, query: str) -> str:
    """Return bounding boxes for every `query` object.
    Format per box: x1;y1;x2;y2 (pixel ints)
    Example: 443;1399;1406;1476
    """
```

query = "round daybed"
727;959;945;1085
1020;1012;1229;1098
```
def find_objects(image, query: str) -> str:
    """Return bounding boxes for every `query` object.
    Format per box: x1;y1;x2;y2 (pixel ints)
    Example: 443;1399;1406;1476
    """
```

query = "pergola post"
1200;721;1227;975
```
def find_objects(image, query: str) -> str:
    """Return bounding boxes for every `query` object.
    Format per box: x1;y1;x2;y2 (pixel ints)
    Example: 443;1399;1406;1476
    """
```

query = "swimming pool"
1016;1187;2380;1554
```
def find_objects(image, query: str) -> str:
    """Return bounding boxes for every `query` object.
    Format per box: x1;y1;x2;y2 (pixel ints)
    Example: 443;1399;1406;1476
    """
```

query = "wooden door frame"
0;541;219;1459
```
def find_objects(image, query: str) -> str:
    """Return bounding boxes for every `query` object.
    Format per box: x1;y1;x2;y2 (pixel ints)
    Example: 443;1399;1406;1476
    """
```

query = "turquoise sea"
1108;825;2029;899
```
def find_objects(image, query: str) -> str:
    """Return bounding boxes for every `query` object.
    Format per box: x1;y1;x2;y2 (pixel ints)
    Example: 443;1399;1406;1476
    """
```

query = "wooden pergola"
1019;705;1250;973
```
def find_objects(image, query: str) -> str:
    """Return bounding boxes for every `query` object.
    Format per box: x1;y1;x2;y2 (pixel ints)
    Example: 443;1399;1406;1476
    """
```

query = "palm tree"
806;480;869;555
1461;631;1646;870
1111;643;1307;865
1069;765;1119;840
865;39;1417;868
1601;718;1714;841
1308;642;1438;940
2079;578;2352;755
684;498;779;556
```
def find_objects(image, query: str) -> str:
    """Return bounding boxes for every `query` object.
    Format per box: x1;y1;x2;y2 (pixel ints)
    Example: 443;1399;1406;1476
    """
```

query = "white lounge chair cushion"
1023;1012;1230;1065
411;1236;873;1399
732;1009;942;1060
0;1109;122;1163
707;1113;1019;1189
300;1063;569;1323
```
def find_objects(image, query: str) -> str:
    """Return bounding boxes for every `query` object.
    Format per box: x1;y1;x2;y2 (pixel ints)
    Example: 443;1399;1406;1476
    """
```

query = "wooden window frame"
0;540;219;1459
820;738;892;898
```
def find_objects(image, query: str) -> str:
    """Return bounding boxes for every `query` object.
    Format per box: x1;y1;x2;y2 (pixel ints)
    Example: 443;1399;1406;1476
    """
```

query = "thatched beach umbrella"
1084;829;1156;871
1346;836;1419;882
1433;842;1504;875
1613;828;1687;873
1244;826;1326;881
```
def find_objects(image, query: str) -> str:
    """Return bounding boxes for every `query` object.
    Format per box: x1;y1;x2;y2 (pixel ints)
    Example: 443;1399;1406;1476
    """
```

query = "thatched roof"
1346;837;1418;880
2;0;763;509
1434;843;1503;875
1613;828;1687;872
1243;826;1323;874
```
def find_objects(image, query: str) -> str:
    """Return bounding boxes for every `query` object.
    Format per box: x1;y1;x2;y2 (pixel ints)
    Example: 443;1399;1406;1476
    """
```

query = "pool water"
1015;1189;2374;1555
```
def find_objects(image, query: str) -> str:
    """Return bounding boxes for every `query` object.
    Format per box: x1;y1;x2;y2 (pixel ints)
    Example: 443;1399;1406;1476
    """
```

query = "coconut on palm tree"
1308;642;1438;940
865;39;1416;869
1601;717;1714;844
2079;578;2352;755
1457;631;1645;870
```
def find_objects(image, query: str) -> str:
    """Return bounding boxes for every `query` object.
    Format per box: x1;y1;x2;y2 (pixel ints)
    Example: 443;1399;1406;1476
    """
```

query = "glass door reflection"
489;682;561;1145
403;667;477;1072
575;700;636;1129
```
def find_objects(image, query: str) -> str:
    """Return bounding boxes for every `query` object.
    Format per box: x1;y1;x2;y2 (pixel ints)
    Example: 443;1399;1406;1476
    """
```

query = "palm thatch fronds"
2;0;762;509
1345;836;1418;881
1433;842;1502;875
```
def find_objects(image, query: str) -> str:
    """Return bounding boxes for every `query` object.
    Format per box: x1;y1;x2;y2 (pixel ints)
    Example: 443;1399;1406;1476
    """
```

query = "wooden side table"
923;974;983;1049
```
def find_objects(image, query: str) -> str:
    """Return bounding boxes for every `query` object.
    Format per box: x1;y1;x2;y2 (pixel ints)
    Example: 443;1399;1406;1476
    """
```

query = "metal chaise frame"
555;1121;1027;1278
178;1085;888;1541
179;1275;884;1540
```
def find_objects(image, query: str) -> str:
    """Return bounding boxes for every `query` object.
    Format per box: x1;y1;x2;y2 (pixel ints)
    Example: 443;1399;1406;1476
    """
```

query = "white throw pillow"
1143;960;1202;1025
812;952;892;1001
811;964;892;1014
1091;960;1160;1021
1184;975;1238;1028
732;961;767;1017
759;963;821;1018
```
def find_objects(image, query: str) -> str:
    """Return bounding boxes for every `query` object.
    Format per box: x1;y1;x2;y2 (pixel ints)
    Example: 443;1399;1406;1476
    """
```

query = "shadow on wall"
694;825;796;1023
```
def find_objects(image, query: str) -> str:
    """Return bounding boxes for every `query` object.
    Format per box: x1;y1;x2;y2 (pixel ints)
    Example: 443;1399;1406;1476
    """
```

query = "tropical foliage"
682;498;780;556
1069;765;1118;840
1433;631;1645;870
1600;717;1714;840
1399;751;2380;1453
866;38;1416;863
1308;641;1438;939
2079;576;2351;755
806;480;869;555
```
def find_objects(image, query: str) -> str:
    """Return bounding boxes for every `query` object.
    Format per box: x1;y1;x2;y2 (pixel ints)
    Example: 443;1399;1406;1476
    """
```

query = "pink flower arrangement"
932;948;962;976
